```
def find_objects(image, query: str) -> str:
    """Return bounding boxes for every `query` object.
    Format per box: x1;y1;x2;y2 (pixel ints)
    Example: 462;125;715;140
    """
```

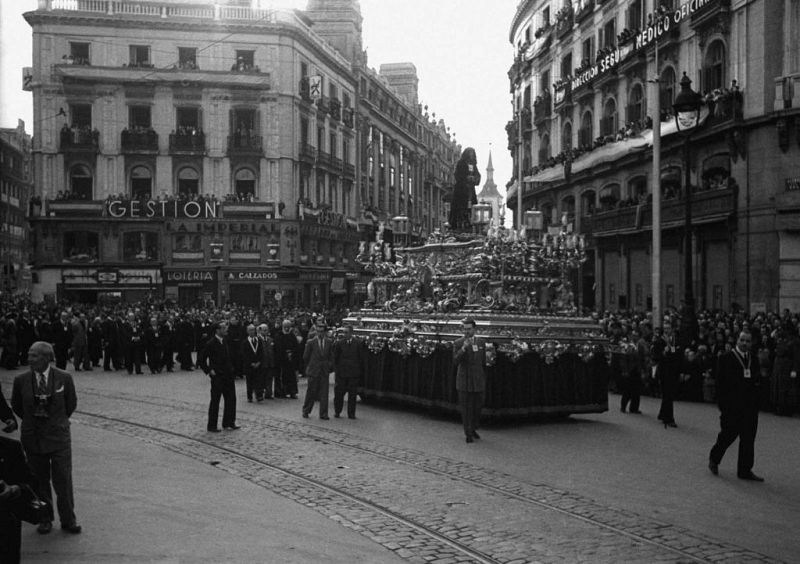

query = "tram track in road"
77;387;783;564
76;409;501;564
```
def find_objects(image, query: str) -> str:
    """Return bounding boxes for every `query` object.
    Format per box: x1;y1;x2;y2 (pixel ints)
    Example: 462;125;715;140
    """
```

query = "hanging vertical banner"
210;242;224;262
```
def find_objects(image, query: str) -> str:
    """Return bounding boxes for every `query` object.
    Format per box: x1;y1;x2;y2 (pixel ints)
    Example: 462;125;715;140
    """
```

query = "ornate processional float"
345;212;611;419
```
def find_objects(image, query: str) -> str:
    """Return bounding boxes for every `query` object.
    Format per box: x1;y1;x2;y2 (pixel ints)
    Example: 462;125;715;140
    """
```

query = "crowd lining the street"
0;297;797;416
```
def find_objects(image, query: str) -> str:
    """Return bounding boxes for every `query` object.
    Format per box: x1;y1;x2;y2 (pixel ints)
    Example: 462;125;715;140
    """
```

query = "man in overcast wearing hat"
453;317;488;443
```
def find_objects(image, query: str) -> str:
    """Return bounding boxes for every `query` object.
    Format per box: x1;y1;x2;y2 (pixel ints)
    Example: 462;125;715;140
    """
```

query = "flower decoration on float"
411;335;436;358
366;332;386;354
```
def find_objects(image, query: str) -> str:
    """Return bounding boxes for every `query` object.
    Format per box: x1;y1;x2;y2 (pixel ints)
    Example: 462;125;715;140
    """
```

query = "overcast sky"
0;0;516;197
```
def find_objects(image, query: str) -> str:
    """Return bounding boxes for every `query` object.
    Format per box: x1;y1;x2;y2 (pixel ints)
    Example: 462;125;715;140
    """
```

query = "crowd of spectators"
0;296;350;376
1;295;797;416
597;307;800;416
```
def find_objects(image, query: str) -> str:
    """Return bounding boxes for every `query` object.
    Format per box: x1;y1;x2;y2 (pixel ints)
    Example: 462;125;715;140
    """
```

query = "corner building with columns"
25;0;458;307
507;0;800;313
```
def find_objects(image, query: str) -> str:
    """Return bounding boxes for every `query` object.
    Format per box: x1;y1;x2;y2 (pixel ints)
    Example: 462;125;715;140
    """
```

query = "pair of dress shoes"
38;521;81;534
465;431;481;443
708;458;764;481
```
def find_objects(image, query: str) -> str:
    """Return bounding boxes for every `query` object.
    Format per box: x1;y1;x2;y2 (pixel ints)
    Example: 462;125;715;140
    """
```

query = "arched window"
599;182;621;209
234;168;256;200
661;166;682;200
540;202;555;228
177;166;199;196
562;122;573;153
579;111;593;148
538;134;551;165
703;40;726;93
581;190;596;216
628;175;648;202
130;165;152;200
627;83;645;124
561;195;575;225
69;164;93;199
660;67;677;118
601;98;617;137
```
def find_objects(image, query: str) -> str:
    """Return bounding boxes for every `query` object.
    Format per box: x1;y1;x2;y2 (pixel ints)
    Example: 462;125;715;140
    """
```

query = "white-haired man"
11;341;81;534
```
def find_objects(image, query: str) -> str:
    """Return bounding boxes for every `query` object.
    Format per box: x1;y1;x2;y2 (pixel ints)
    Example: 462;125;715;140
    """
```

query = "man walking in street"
302;319;333;420
52;311;72;370
333;325;362;419
198;321;240;432
709;330;764;481
241;324;263;402
275;319;299;399
11;341;82;535
453;317;487;443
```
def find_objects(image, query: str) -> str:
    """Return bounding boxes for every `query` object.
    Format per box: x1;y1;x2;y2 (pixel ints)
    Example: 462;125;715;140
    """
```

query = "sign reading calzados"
107;199;220;219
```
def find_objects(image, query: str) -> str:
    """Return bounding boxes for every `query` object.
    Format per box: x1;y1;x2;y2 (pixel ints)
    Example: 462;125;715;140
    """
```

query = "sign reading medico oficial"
107;199;220;219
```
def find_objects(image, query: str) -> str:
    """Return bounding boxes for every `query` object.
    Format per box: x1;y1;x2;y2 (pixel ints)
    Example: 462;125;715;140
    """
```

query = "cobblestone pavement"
68;385;782;564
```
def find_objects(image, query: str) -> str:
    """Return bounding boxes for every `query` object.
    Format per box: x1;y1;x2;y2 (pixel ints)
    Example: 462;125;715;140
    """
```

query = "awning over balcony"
523;107;710;185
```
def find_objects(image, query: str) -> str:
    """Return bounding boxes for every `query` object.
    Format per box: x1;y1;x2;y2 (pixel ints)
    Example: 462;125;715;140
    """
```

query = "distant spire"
477;149;501;199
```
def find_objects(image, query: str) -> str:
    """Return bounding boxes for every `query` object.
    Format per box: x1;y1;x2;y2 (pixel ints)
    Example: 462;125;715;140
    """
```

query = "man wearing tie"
52;311;73;370
302;320;333;420
11;341;81;534
198;322;240;432
241;324;263;402
709;330;764;481
453;317;488;443
333;325;363;419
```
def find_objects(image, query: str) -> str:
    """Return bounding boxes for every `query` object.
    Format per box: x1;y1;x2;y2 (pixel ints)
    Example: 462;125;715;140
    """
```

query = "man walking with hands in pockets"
453;317;489;444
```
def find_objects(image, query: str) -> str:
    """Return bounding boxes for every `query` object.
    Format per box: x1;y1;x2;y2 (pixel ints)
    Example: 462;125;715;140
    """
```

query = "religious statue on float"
448;147;481;232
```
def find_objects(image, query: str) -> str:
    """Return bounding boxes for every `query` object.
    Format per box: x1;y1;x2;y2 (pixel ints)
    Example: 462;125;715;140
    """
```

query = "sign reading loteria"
107;199;220;219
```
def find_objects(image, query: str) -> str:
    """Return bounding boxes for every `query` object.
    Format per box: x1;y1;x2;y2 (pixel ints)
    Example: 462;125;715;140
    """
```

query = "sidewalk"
1;377;404;564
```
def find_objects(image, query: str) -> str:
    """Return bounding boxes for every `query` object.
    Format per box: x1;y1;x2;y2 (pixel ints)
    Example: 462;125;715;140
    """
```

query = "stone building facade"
0;120;33;294
507;0;800;314
25;0;459;307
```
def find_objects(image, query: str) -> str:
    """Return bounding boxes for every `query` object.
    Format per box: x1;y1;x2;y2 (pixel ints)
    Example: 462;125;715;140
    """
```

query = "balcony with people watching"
59;124;99;152
121;127;158;153
169;127;206;155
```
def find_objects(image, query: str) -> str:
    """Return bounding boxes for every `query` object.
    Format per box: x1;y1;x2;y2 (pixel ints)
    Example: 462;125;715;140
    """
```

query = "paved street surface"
2;365;799;563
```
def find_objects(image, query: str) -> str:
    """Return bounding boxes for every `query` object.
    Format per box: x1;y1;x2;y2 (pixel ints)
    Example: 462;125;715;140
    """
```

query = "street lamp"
672;72;703;348
471;202;492;235
523;208;544;240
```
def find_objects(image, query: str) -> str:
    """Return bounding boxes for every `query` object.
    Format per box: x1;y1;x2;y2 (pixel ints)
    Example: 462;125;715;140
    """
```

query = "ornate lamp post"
471;202;492;235
672;72;703;348
523;208;544;240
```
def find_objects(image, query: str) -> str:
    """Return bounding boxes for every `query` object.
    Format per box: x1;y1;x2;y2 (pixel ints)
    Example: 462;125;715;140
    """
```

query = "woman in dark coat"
448;147;481;232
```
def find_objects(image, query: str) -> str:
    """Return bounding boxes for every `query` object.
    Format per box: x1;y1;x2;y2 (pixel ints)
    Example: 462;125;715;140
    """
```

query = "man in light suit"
302;320;333;420
453;317;487;443
11;341;81;534
709;330;764;481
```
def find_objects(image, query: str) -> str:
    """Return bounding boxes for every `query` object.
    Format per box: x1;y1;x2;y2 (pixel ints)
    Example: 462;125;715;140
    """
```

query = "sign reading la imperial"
107;199;220;219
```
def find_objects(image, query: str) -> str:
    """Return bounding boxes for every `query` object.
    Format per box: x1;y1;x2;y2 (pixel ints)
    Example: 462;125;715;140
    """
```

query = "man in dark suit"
709;330;764;481
197;322;240;432
257;323;277;399
302;320;333;420
241;324;264;402
70;313;91;371
11;341;81;534
652;323;681;427
101;311;120;371
333;325;363;419
175;313;195;371
119;312;144;375
52;311;73;370
453;317;487;443
275;319;299;399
